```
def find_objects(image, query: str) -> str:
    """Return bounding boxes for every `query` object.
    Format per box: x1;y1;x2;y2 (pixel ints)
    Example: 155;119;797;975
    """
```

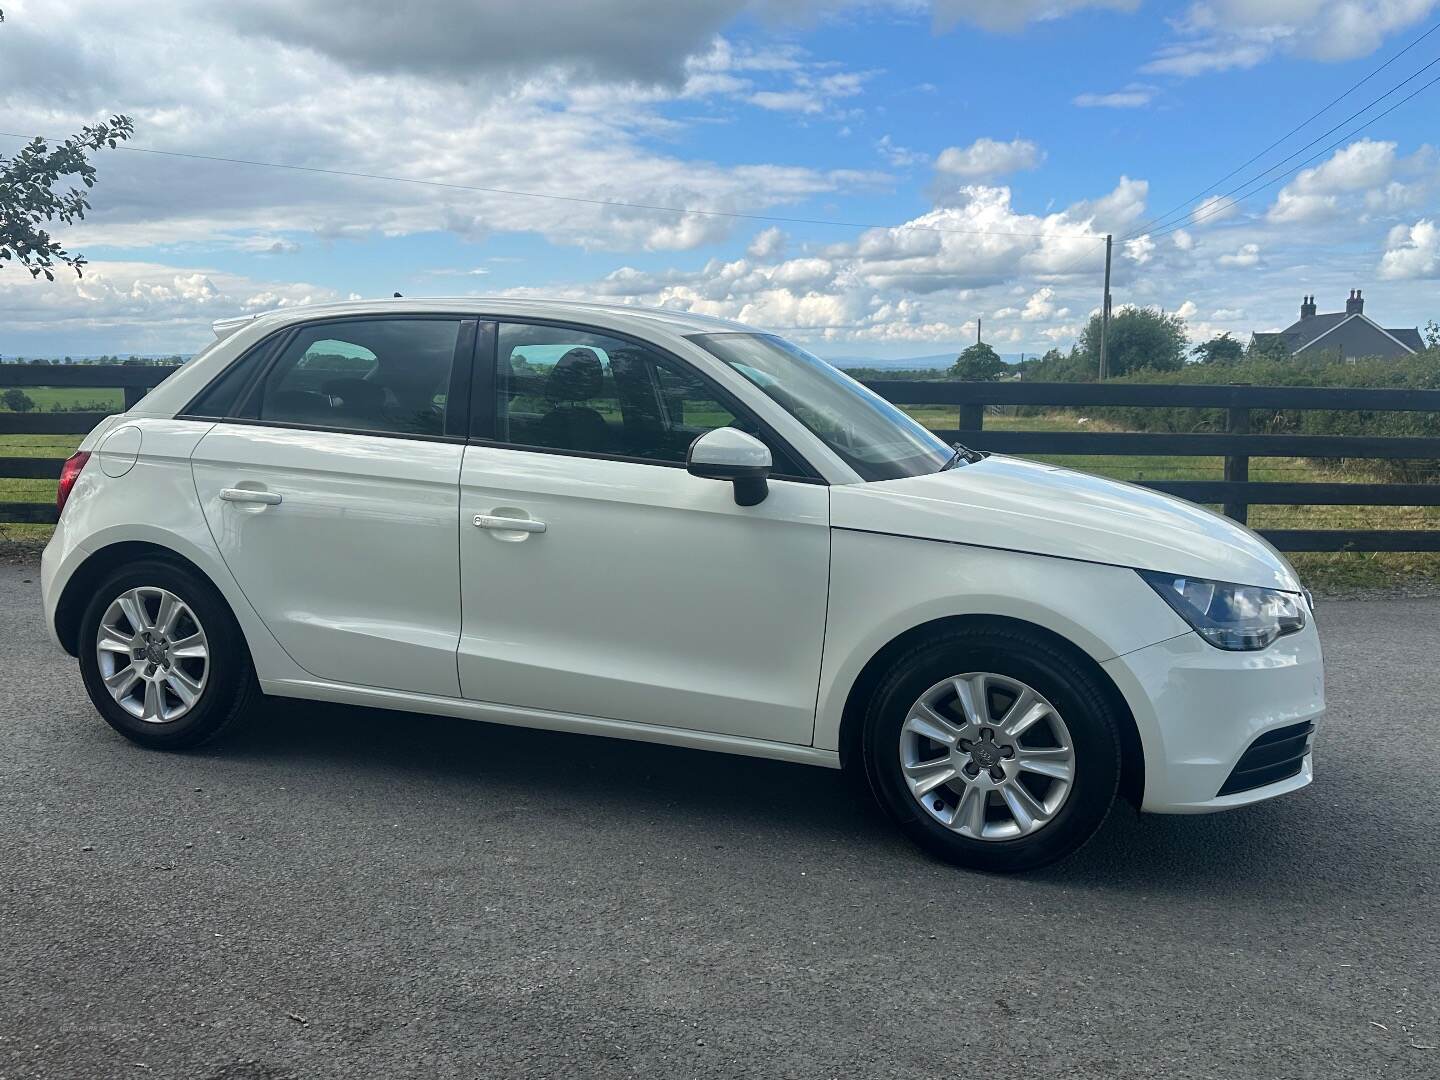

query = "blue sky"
3;0;1438;359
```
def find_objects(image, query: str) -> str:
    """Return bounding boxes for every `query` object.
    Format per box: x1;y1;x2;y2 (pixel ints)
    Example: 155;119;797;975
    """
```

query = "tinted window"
491;323;800;472
252;319;462;437
186;341;271;418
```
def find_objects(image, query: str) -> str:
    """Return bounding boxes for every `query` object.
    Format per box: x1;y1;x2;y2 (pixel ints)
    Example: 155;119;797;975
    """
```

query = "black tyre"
77;558;259;750
858;624;1121;873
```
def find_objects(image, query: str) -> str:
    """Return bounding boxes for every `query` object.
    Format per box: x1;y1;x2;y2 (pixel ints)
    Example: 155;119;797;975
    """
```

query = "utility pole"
977;316;982;344
1099;233;1112;380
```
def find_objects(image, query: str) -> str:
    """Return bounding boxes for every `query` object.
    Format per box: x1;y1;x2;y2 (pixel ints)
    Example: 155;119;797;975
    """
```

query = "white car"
41;298;1324;871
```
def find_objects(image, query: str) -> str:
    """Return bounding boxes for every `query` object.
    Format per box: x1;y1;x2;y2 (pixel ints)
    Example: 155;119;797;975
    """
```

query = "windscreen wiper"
940;442;988;471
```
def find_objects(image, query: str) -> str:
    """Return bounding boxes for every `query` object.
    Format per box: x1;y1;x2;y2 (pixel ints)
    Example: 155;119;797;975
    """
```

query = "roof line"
1294;312;1418;356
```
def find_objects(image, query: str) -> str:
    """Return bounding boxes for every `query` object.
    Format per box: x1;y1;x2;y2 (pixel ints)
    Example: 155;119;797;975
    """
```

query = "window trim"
178;312;479;444
468;316;825;484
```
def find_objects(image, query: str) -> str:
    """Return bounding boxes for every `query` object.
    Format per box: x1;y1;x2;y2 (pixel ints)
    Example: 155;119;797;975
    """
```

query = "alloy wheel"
94;586;210;724
898;672;1075;841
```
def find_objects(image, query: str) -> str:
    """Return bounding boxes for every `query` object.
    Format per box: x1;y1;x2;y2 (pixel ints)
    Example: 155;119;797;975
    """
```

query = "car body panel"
457;443;831;744
41;418;307;687
831;455;1303;591
813;527;1193;751
191;424;465;697
1103;621;1325;811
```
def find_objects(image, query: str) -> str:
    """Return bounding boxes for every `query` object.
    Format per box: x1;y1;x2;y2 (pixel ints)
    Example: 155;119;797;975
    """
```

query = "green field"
0;386;123;412
2;405;1436;591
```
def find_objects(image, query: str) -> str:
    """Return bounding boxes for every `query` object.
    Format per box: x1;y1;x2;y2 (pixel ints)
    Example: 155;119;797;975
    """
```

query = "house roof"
1251;311;1421;357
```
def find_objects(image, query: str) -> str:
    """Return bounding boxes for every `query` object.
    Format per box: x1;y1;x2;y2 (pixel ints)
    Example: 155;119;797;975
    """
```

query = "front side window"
689;332;951;481
489;323;801;473
249;319;463;437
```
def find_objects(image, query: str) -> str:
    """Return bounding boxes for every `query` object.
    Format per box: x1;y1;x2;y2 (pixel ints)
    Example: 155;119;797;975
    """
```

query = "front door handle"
474;513;546;534
220;488;283;506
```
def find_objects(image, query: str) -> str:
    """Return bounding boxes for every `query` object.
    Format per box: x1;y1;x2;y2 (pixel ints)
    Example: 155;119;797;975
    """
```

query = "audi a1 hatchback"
42;298;1325;871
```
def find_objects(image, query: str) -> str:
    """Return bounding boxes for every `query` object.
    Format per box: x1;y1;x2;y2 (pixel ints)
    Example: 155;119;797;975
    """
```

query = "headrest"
545;347;604;403
321;378;385;415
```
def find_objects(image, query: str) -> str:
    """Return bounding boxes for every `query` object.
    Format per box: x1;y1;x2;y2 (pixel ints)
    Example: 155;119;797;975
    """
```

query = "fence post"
958;402;984;432
1223;405;1250;524
123;385;147;410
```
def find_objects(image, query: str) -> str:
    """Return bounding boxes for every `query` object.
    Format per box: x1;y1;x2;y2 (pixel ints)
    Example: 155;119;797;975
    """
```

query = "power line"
0;130;1108;243
1148;67;1440;240
1135;50;1440;240
1120;19;1440;242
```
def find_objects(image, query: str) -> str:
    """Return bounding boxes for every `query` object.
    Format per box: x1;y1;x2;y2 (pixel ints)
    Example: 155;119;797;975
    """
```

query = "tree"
0;10;134;280
950;341;1007;381
1192;332;1244;365
1077;306;1188;377
1425;319;1439;350
2;388;35;413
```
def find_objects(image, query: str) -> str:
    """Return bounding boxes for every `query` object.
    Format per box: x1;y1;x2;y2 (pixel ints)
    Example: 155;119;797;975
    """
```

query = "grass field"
2;402;1437;590
0;387;123;412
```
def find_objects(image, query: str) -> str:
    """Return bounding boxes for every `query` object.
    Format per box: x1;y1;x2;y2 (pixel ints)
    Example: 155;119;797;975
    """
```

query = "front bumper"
1102;621;1325;814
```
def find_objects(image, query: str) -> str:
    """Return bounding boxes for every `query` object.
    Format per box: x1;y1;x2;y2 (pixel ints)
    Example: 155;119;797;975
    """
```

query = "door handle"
473;513;546;533
220;488;283;506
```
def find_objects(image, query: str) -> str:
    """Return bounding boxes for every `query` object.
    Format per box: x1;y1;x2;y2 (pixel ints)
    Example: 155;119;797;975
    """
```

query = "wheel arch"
836;613;1145;809
54;541;229;657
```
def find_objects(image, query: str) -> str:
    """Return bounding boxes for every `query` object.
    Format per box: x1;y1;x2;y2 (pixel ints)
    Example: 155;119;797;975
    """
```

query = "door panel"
457;445;830;744
192;424;464;696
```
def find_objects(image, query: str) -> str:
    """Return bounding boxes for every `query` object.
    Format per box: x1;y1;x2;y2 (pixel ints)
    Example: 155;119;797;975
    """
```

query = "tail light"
56;451;92;517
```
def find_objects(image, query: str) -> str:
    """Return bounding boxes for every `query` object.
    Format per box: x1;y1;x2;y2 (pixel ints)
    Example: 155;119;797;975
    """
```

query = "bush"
1;388;35;412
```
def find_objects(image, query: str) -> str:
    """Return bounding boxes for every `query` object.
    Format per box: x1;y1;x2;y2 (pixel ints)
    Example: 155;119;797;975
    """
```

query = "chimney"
1346;289;1364;315
1300;294;1316;320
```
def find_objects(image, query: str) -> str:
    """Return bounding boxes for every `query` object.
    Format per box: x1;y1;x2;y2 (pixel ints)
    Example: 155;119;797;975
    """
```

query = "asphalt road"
1;561;1437;1080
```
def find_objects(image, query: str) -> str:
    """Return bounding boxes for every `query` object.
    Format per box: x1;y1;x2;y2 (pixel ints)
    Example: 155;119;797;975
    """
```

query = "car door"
457;320;830;745
189;316;475;697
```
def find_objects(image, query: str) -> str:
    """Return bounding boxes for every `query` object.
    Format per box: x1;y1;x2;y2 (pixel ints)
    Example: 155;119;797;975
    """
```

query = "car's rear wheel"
860;625;1121;872
78;559;258;750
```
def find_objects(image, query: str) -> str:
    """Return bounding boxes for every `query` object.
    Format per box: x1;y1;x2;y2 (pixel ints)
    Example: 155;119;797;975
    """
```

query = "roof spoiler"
211;313;263;340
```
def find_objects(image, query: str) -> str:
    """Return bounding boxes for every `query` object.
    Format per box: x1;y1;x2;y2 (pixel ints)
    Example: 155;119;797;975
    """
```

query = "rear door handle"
473;514;546;533
220;488;283;506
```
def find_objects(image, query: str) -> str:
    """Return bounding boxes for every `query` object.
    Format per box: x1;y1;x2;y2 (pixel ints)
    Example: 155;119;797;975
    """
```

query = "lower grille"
1218;721;1315;796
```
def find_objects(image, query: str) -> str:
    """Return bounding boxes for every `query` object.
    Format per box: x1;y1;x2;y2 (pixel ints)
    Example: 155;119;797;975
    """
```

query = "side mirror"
687;428;772;506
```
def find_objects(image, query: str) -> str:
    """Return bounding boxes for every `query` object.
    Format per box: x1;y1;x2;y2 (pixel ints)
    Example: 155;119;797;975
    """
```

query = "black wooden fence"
3;364;1439;551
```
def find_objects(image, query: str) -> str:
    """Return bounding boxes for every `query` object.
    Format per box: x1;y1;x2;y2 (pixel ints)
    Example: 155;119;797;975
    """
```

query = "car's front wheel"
860;625;1122;873
78;559;258;750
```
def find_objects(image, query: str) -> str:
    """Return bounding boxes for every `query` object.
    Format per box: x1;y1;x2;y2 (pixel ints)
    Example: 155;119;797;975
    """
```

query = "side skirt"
258;677;842;769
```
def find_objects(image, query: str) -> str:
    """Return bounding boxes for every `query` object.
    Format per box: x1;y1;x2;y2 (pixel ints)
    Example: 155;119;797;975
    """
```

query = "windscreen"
689;332;952;481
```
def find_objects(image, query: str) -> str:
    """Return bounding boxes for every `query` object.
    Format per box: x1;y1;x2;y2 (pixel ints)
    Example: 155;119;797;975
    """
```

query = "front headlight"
1139;570;1307;651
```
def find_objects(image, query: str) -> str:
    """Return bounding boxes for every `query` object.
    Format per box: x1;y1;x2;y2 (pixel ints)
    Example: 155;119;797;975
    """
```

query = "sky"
2;0;1439;360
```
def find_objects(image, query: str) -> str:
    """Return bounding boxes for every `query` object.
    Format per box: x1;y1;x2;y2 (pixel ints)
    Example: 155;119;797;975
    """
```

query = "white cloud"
1193;194;1239;226
0;259;340;351
934;137;1045;181
1378;219;1440;279
1142;2;1438;79
1073;84;1156;108
1172;229;1195;250
876;134;929;167
1022;286;1056;319
1141;40;1271;77
1175;299;1199;318
1124;234;1156;264
1267;140;1437;225
1218;242;1261;267
0;7;887;258
747;226;788;258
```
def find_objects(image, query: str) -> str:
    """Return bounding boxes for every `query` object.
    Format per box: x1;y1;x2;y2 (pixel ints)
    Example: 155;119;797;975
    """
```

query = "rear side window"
248;319;464;437
186;340;272;418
